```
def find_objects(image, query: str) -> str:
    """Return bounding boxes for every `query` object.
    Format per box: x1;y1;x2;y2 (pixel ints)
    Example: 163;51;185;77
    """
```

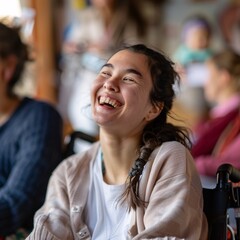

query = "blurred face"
91;0;115;9
204;60;222;103
0;59;4;85
0;57;11;97
0;58;8;86
91;49;160;136
185;27;210;50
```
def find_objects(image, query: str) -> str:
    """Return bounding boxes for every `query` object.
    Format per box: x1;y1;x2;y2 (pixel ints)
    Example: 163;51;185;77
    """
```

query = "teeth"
99;96;119;108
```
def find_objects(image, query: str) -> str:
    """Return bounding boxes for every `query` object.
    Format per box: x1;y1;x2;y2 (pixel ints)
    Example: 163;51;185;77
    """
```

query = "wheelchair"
62;130;97;159
203;163;240;240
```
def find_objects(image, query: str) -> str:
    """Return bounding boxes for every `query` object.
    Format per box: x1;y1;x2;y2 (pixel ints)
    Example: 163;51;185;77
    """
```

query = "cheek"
126;88;149;105
91;78;101;98
204;77;218;101
126;88;152;118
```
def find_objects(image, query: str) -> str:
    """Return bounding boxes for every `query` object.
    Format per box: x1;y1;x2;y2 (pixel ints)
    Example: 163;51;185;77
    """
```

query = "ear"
2;55;17;82
145;102;164;122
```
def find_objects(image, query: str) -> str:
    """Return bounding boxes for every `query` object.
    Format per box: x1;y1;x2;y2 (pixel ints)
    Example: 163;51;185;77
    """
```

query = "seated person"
173;15;213;68
192;49;240;182
173;15;214;129
26;44;207;239
0;22;63;237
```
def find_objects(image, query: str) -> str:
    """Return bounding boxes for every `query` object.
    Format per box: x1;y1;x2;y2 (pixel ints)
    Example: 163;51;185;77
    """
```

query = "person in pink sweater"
192;49;240;178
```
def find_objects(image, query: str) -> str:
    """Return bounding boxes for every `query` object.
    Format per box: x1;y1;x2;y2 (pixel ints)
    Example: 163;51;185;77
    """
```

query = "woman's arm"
195;135;240;176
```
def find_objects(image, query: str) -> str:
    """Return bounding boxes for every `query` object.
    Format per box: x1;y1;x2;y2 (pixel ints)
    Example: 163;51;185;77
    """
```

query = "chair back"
203;164;240;240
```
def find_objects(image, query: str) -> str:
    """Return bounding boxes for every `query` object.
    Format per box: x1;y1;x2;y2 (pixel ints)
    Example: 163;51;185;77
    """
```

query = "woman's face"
204;60;222;103
91;49;159;136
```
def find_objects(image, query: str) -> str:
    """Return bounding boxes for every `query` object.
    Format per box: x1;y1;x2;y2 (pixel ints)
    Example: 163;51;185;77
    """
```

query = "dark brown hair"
0;22;28;96
210;49;240;91
118;44;191;210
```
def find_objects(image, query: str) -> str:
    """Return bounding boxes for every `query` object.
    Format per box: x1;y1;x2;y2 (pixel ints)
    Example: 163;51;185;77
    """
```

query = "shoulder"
149;141;195;178
56;142;100;176
49;142;100;195
22;97;62;120
25;97;59;112
154;141;191;159
173;45;190;63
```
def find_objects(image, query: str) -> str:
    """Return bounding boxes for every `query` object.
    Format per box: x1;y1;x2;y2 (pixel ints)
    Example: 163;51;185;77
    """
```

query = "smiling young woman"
26;44;208;240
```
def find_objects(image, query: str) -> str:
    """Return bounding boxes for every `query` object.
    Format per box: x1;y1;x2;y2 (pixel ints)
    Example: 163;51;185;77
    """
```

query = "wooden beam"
31;0;58;105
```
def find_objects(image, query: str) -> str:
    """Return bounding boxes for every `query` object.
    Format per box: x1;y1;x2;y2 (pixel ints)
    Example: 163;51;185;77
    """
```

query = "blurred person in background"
174;15;213;68
0;22;63;238
219;1;240;55
191;49;240;186
58;0;159;153
173;14;214;129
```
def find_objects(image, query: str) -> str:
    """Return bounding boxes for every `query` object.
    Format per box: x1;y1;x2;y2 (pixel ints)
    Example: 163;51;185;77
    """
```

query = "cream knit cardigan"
26;142;208;240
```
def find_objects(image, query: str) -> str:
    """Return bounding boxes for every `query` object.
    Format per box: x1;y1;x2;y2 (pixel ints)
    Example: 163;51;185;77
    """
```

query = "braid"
121;139;157;210
117;44;192;210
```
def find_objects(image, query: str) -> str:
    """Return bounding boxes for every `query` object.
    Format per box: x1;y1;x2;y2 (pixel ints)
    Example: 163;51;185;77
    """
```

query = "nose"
103;77;119;92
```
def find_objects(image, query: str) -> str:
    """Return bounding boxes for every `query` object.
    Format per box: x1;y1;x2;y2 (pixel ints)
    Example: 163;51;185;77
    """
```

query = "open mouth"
99;96;121;108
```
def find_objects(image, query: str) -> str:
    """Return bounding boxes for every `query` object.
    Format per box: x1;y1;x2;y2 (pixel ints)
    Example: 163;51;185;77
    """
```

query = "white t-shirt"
84;149;131;239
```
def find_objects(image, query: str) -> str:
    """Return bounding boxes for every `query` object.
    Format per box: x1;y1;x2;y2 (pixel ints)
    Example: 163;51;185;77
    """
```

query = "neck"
100;130;140;185
217;89;239;105
0;94;21;125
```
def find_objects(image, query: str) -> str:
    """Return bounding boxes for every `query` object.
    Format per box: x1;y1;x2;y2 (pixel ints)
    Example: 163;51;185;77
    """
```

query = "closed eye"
123;77;136;83
101;71;111;77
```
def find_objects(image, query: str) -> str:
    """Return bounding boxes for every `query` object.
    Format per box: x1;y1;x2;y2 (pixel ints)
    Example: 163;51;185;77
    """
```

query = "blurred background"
0;0;239;136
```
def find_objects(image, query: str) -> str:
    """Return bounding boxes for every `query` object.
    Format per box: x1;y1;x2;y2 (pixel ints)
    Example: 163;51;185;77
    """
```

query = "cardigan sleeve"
0;102;63;236
131;142;208;240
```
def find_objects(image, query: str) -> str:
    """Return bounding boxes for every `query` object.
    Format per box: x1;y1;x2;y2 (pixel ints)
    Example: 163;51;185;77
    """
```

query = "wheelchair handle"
217;163;240;184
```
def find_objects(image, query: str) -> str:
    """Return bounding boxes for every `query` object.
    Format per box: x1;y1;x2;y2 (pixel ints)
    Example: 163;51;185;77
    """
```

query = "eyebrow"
101;63;143;78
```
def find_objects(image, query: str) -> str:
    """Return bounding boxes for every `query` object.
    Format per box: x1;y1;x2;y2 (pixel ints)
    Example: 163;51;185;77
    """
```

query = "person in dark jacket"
0;22;63;237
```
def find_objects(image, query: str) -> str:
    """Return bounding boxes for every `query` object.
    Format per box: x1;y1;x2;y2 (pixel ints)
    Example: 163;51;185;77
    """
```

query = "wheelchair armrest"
217;164;240;183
